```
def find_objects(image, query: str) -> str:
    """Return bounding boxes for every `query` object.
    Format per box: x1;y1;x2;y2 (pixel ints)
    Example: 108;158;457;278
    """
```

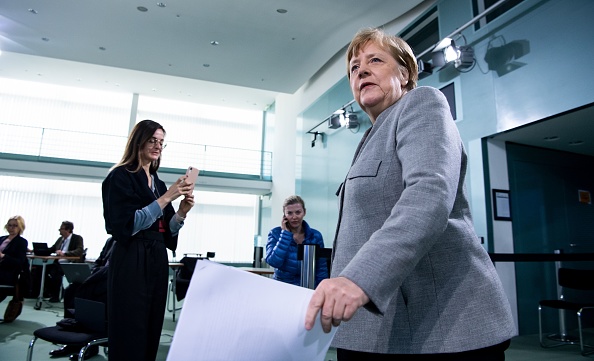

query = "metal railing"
0;123;272;179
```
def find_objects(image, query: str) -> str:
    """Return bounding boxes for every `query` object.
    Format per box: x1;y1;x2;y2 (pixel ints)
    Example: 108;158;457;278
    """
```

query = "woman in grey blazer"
305;28;515;360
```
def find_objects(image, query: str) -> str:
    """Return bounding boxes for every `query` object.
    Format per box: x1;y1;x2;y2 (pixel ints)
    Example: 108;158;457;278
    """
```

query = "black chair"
538;267;594;356
174;253;214;302
26;298;108;361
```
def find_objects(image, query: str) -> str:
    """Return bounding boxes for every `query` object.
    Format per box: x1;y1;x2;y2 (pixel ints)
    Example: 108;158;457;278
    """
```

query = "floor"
1;298;592;361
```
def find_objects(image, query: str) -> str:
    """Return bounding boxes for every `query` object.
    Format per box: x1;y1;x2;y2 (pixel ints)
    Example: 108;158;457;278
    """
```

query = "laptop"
60;263;92;284
32;242;52;256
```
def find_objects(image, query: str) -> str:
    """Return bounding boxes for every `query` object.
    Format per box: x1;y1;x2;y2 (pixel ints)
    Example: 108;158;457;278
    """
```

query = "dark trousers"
337;340;511;361
108;237;169;361
45;262;64;299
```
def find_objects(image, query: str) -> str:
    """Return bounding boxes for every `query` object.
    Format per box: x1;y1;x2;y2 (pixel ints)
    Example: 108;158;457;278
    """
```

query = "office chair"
538;267;594;356
26;298;108;361
174;253;214;301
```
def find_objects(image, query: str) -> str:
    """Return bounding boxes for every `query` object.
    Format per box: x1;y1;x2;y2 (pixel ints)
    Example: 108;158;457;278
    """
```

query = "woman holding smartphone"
266;195;329;288
102;119;195;361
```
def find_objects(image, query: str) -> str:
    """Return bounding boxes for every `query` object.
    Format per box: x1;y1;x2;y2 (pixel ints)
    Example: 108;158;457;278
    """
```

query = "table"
238;267;274;275
27;254;81;310
168;262;184;322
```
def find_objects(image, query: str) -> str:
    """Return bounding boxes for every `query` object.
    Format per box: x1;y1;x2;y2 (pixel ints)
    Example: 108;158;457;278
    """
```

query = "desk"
238;267;274;276
27;254;81;310
168;262;184;322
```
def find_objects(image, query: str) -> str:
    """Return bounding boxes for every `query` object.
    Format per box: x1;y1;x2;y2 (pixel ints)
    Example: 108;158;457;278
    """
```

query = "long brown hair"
114;119;165;173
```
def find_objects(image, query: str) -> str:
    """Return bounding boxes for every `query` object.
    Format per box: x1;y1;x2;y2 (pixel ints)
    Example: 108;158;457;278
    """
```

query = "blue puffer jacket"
265;220;329;287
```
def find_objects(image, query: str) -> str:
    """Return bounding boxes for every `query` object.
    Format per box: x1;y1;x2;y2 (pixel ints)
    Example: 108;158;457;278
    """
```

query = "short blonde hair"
6;215;26;235
346;27;418;91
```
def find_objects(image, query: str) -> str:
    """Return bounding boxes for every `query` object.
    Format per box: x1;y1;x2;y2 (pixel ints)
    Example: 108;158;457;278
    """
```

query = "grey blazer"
331;87;515;354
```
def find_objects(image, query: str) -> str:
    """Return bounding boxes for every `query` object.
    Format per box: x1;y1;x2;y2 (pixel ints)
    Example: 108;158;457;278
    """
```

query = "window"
472;0;525;31
400;6;439;63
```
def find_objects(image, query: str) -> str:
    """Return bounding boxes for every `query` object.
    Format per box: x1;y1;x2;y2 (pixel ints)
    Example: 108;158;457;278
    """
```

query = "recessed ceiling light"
28;9;38;14
157;2;166;7
41;37;50;42
277;9;287;14
203;64;210;67
568;140;584;146
137;6;148;12
210;41;219;46
99;47;106;51
543;136;559;141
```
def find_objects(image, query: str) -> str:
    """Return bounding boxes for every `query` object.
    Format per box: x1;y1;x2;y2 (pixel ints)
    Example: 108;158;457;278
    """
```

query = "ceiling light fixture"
328;110;343;129
210;41;219;46
343;109;359;129
137;6;148;12
417;60;433;79
28;9;38;14
157;3;166;8
413;0;509;78
432;37;475;71
276;9;287;14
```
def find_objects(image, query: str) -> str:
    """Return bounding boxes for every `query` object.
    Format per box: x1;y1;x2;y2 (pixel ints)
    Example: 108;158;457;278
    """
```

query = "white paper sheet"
167;260;337;361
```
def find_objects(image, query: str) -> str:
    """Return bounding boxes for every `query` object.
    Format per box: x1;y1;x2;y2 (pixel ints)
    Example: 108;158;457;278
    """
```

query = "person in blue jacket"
266;195;329;287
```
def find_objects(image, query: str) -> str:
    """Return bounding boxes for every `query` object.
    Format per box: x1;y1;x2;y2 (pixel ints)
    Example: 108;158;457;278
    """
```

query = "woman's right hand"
158;176;192;208
280;215;289;231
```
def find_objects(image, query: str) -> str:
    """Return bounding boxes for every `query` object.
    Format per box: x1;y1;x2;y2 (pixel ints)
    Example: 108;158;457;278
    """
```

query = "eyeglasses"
147;138;167;149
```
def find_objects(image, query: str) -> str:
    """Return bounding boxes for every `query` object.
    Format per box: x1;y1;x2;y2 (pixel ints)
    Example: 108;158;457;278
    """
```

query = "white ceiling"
0;0;425;110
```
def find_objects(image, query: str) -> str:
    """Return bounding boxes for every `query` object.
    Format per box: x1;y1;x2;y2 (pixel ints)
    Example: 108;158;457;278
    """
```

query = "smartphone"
185;166;200;195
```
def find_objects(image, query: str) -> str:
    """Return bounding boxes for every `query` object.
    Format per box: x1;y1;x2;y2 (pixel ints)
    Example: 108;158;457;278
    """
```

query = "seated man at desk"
45;221;84;302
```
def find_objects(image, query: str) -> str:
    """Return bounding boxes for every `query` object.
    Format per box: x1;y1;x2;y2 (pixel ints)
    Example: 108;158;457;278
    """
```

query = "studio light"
417;60;433;79
432;37;475;71
343;111;359;129
328;111;342;129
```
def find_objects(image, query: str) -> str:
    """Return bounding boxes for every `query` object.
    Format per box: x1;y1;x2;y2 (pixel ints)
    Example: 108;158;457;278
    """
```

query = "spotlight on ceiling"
417;60;433;79
432;37;475;71
343;110;359;129
328;111;342;129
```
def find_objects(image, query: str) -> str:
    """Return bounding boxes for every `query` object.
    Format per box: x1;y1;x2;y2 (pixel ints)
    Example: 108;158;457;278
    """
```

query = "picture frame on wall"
493;189;512;221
